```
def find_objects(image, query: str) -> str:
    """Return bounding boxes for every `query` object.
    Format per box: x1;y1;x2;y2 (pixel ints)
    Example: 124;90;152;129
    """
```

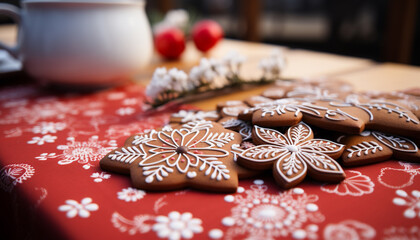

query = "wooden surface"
336;63;420;92
0;24;418;111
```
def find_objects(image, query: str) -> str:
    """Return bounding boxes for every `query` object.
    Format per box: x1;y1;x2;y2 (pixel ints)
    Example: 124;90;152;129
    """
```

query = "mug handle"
0;3;21;58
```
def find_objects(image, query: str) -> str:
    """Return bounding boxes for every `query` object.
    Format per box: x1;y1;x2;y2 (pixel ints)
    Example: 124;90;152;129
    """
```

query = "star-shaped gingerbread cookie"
237;122;346;189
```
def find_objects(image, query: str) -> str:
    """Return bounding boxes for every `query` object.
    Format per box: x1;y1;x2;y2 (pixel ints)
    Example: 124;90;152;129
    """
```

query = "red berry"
155;28;186;59
192;20;223;52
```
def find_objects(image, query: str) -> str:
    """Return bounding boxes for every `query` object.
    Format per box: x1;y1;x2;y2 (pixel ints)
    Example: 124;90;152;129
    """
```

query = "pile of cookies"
100;79;420;192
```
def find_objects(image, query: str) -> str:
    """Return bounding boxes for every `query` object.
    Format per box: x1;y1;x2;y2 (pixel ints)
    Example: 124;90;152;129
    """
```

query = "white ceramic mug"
0;0;153;86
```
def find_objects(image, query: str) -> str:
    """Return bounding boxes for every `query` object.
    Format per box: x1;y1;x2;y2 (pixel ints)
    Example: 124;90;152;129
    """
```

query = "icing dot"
222;217;235;226
187;171;197;179
286;145;299;152
292;229;307;239
253;179;264;185
237;187;245;193
181;159;185;163
360;131;371;136
306;203;318;212
208;229;223;239
171;157;175;161
293;188;304;194
224;195;235;202
161;154;166;158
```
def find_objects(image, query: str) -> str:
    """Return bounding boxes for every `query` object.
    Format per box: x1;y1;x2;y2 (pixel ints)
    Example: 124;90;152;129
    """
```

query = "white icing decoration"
222;105;249;117
187;171;197;179
346;141;383;158
331;95;419;124
224;100;243;106
221;119;252;140
239;123;344;184
181;120;213;132
360;131;371;136
108;146;146;164
138;127;234;183
372;131;418;153
172;110;219;123
237;186;245;193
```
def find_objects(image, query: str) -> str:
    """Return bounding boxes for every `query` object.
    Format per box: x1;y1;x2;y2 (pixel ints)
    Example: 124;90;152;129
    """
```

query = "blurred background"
1;0;419;65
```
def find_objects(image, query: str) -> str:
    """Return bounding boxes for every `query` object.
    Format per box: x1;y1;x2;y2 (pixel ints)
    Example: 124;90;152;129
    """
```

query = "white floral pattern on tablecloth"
378;162;420;189
91;172;111;183
117;187;146;202
323;220;376;240
35;135;117;169
321;170;374;196
392;189;420;219
221;180;324;240
0;163;35;192
383;226;420;239
58;197;99;218
111;210;203;240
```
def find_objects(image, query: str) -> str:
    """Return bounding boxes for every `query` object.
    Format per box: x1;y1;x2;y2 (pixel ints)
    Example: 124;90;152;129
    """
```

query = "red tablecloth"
0;83;419;240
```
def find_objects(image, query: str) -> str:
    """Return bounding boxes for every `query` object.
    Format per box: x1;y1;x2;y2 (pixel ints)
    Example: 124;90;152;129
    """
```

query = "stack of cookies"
100;79;420;192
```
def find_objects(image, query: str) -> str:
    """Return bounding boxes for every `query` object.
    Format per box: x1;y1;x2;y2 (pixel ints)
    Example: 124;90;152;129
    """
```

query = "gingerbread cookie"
101;121;247;192
170;110;219;123
338;131;420;167
243;95;273;107
219;117;252;141
239;98;369;133
239;95;420;137
237;122;345;189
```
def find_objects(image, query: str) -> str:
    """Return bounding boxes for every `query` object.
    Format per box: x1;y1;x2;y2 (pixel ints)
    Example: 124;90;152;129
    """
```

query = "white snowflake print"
91;172;111;183
32;121;66;134
116;107;136;116
117;187;146;202
27;135;57;145
393;189;420;219
323;220;376;240
221;180;324;240
44;135;118;169
58;197;99;218
321;170;374;196
112;211;203;239
0;163;35;192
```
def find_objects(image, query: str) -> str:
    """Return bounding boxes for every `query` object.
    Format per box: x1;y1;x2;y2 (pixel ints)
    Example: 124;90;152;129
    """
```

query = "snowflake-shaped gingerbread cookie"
100;121;243;192
238;122;345;188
